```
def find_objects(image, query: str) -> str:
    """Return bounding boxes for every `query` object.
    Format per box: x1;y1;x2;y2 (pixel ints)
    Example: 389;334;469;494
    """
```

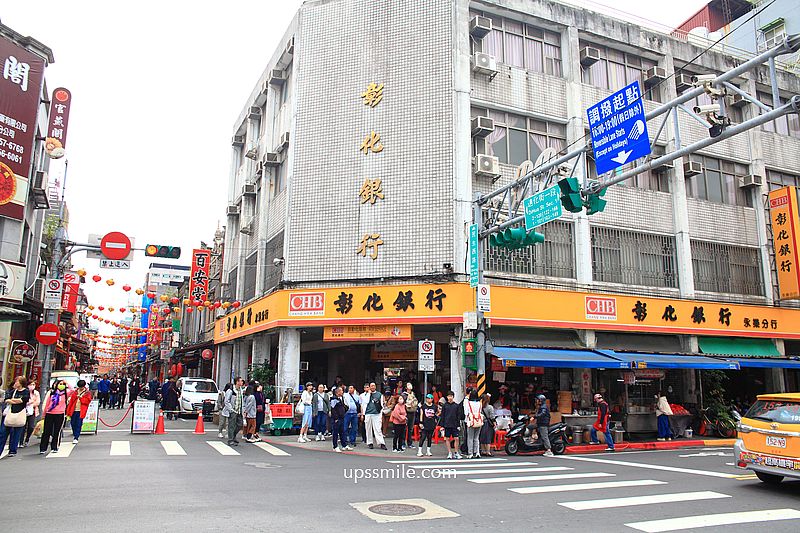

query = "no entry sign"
36;323;60;345
100;231;132;260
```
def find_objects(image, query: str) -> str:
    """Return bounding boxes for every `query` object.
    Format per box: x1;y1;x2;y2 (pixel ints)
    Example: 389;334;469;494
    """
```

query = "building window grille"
691;240;764;296
226;267;238;301
472;108;566;166
242;251;258;302
686;154;752;207
591;226;677;288
579;42;662;103
264;232;284;292
484;219;575;279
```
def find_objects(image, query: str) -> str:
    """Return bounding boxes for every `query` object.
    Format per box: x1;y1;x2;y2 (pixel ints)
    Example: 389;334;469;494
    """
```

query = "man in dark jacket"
417;394;438;457
330;386;347;452
533;394;553;457
128;377;141;405
440;391;462;460
148;378;159;401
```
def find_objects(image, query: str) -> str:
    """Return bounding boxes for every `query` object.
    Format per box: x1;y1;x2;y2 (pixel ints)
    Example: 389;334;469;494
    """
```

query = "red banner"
61;270;80;313
46;87;71;158
189;249;211;302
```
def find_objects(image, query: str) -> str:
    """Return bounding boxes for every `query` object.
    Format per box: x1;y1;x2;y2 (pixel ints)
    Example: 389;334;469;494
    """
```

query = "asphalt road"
2;411;799;532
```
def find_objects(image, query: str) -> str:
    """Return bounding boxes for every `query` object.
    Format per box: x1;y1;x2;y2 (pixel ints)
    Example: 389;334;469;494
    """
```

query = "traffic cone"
154;411;166;434
193;412;205;435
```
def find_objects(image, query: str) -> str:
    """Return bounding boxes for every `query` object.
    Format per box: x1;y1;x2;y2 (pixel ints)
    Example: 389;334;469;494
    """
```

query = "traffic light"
584;188;608;215
557;177;584;213
462;338;478;371
489;227;545;250
144;244;181;259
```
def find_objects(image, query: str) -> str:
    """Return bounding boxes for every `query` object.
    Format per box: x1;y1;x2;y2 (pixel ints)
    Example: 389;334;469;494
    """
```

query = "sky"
0;0;709;331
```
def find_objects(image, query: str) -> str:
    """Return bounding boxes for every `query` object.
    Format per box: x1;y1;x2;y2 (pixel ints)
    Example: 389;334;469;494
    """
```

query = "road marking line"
734;474;757;480
160;441;186;455
469;472;614;484
207;441;240;456
455;466;572;475
46;442;75;458
110;441;131;456
558;455;738;478
387;457;506;464
559;491;730;511
397;461;537;469
625;508;800;532
0;446;8;459
253;441;290;456
511;479;667;495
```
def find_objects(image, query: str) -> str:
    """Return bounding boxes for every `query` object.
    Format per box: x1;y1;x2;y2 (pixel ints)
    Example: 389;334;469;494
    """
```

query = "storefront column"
277;327;301;398
252;334;270;368
577;330;596;349
450;327;465;402
216;344;233;386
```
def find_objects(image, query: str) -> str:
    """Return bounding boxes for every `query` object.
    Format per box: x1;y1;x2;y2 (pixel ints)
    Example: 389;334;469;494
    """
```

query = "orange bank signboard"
769;186;800;300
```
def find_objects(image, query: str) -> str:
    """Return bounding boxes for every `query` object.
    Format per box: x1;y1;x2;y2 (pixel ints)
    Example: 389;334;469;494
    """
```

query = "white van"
177;377;219;415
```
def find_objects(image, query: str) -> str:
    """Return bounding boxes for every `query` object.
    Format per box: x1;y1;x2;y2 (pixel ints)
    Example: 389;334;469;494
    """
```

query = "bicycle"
694;407;737;438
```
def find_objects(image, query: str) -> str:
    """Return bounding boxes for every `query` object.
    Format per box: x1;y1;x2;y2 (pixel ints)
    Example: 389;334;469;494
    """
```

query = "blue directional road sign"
523;185;562;231
587;80;651;175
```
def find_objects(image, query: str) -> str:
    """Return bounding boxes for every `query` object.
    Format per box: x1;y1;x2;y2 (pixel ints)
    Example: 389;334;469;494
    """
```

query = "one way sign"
587;80;651;175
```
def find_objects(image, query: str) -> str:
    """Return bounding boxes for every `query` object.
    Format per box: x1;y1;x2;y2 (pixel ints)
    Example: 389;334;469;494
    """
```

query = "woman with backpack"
464;390;484;459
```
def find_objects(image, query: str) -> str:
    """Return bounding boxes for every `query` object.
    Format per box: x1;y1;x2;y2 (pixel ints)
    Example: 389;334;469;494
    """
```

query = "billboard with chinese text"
768;186;800;300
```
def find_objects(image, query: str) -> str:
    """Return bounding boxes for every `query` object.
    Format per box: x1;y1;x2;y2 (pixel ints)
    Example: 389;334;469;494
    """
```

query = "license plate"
766;436;787;448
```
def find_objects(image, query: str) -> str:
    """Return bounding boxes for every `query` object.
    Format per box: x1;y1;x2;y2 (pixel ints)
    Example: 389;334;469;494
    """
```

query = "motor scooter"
504;415;568;455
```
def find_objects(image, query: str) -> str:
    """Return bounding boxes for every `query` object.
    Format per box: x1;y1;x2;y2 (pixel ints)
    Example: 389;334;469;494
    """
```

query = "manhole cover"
243;462;281;469
367;503;426;517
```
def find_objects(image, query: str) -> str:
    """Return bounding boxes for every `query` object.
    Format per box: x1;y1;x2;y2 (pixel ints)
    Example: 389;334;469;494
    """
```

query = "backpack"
466;401;484;428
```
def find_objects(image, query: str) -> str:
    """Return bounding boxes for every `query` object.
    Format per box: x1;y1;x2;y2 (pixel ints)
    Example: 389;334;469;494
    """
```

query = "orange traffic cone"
154;411;166;434
193;412;205;435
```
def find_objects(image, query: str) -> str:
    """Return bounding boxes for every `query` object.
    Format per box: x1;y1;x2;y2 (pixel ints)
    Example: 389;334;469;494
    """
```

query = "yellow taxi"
735;392;800;484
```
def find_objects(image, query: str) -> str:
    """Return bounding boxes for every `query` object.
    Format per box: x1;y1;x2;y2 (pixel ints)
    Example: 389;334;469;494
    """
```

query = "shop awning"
0;305;30;322
698;337;781;357
597;350;740;370
720;357;800;369
495;347;631;369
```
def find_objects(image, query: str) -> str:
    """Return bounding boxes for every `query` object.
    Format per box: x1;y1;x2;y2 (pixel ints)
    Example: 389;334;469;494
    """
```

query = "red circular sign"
54;89;70;102
100;231;132;260
36;323;60;345
201;348;214;360
421;341;433;352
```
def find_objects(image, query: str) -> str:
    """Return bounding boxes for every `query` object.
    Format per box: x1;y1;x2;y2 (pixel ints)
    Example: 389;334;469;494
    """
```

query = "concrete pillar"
252;334;270;368
577;329;596;349
216;344;233;386
277;327;301;398
453;0;472;276
767;368;786;393
450;327;465;402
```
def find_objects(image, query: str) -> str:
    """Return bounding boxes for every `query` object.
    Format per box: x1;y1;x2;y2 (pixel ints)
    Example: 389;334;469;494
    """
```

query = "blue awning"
597;350;740;370
721;357;800;369
495;347;631;369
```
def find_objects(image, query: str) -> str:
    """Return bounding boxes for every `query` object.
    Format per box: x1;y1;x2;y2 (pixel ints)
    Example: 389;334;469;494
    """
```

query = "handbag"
3;391;27;427
295;401;305;415
467;402;484;428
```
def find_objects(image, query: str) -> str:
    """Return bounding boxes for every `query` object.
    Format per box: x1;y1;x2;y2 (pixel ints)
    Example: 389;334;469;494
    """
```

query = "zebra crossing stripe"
625;508;800;532
510;479;667;495
161;441;187;455
110;441;131;456
207;441;240;456
253;441;290;456
469;472;614;484
454;466;572;475
47;442;75;458
406;461;539;469
559;491;730;511
387;458;507;464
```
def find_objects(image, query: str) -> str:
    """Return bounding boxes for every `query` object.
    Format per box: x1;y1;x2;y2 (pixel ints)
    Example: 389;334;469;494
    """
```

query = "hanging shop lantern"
92;275;102;282
76;268;87;277
120;307;126;313
232;301;241;309
213;301;221;309
185;307;193;313
172;307;180;313
98;306;105;311
183;298;191;306
170;296;179;305
106;279;115;286
221;301;231;309
146;292;156;299
122;284;131;292
135;289;144;296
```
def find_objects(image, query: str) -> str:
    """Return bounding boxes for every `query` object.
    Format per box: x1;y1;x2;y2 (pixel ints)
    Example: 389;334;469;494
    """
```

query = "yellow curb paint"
704;439;736;446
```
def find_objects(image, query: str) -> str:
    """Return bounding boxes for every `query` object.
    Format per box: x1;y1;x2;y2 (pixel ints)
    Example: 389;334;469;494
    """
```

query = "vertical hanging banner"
45;87;71;158
61;270;80;313
0;35;46;221
189;249;211;302
769;186;800;300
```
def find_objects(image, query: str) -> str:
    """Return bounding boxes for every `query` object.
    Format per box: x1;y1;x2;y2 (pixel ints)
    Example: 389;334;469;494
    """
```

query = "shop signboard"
45;87;71;158
9;340;34;363
768;186;800;300
131;400;156;433
189;249;211;302
371;342;442;362
324;324;411;341
0;260;25;303
81;399;99;434
61;271;80;313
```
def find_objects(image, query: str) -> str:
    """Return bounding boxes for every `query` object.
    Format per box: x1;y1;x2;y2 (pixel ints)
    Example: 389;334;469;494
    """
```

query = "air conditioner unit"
474;154;500;178
469;16;492;39
285;37;294;57
244;143;259;160
275;132;290;153
255;161;264;176
471;116;495;137
740;174;763;188
226;205;240;217
675;73;693;92
242;183;256;196
269;69;287;87
472;52;497;76
239;219;254;235
31;170;49;209
730;93;748;108
232;135;245;147
653;161;674;174
580;46;601;67
248;106;261;119
262;152;281;166
300;361;309;371
644;66;667;88
683;160;703;177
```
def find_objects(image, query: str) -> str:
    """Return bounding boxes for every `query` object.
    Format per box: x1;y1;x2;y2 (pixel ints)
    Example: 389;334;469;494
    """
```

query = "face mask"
57;384;66;391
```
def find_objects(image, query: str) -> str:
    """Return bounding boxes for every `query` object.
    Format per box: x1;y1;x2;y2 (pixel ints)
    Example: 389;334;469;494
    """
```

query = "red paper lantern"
232;301;241;309
92;275;102;282
122;284;131;292
193;300;203;307
120;307;126;313
213;301;221;309
170;297;179;305
98;306;105;311
147;292;156;299
186;307;193;313
103;319;110;324
141;308;148;314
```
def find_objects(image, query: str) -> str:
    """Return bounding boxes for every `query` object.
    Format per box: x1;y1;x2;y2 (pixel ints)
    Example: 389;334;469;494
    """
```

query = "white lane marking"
677;451;732;458
0;446;8;459
469;472;614;484
387;457;506;464
511;479;667;495
559;490;730;511
110;441;131;456
207;441;240;456
160;441;187;455
725;462;735;466
253;441;290;456
46;443;75;458
558;455;738;478
625;508;800;532
455;466;572;475
399;461;537;469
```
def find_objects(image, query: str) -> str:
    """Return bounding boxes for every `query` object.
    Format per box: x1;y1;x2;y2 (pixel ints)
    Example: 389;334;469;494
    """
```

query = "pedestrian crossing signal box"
462;338;478;371
144;244;181;259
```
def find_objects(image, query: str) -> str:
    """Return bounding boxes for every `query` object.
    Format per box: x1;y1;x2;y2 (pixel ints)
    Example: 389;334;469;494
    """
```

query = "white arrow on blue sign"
587;80;651;175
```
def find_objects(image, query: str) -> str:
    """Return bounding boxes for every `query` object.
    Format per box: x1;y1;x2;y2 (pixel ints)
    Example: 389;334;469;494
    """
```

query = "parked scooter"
505;415;568;455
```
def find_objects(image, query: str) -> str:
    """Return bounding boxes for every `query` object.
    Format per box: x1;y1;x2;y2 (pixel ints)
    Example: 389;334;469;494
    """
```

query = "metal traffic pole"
472;197;486;379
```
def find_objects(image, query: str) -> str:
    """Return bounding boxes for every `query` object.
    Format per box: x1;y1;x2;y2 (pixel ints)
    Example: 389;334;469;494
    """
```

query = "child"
390;396;407;452
417;393;438;457
440;391;462;459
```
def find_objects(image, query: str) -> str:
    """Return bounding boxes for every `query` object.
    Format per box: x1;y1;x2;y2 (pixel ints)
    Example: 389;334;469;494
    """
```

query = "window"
686;155;751;207
580;42;661;102
691;240;764;296
767;169;800;191
591;226;677;287
242;251;257;302
472;108;566;166
280;67;292;107
760;21;786;52
474;11;562;77
758;91;800;137
484;219;575;279
226;267;238;301
272;160;286;196
587;145;669;192
263;232;284;291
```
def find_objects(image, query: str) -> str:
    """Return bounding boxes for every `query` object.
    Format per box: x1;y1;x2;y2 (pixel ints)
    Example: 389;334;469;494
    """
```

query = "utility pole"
472;197;486;380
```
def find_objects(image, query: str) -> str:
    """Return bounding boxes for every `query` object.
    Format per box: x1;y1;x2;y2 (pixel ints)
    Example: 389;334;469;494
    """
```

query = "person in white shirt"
358;383;370;444
342;385;361;450
298;382;314;443
655;391;674;441
363;382;387;450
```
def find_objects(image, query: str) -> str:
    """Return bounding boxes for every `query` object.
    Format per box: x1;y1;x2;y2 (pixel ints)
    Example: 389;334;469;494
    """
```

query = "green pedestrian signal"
557;177;584;213
490;227;544;250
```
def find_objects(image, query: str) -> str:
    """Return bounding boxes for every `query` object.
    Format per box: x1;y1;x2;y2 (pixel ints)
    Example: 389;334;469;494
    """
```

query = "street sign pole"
472;198;486;378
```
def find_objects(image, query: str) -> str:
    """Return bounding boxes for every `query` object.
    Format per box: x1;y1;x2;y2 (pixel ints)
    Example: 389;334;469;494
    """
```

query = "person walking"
97;375;110;408
109;378;120;410
330;386;347;452
66;380;92;444
118;376;128;408
390;395;407;452
590;393;615;452
217;383;232;438
311;383;330;441
363;382;387;450
533;394;553;457
382;389;396;438
254;383;267;440
40;379;68;454
479;393;496;457
464;390;484;459
242;386;257;443
417;393;438;457
655;390;674;441
224;377;245;446
162;377;180;420
147;377;159;401
0;376;30;458
440;391;462;459
19;378;40;448
403;382;419;450
297;382;314;443
128;377;141;405
342;385;360;450
88;376;99;398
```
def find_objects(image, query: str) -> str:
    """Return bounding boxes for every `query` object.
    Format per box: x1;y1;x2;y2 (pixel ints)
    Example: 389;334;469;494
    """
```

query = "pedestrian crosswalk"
2;439;290;459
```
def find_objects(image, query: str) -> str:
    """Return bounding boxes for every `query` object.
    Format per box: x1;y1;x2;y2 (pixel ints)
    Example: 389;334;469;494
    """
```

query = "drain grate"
367;503;426;517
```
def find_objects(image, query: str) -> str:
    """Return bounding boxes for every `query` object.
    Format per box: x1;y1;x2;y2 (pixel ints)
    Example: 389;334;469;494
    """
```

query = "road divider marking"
253;442;290;456
559;490;730;511
469;472;614;484
161;441;187;455
47;443;75;458
558;455;738;478
625;508;800;532
511;479;667;494
110;441;131;456
207;441;240;456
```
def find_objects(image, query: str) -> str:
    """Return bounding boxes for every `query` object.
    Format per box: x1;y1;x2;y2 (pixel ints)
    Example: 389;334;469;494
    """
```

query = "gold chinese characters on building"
356;82;386;259
769;186;800;300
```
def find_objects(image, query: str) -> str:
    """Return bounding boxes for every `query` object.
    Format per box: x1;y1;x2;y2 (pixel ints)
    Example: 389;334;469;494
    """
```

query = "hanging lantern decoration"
103;319;110;324
120;307;126;313
92;275;102;283
88;305;95;311
77;268;87;277
98;306;105;311
193;300;203;307
159;295;168;303
106;279;115;286
141;308;148;314
109;307;116;312
183;298;191;306
162;307;171;315
232;301;241;309
203;300;212;307
172;306;180;313
186;307;193;313
135;289;144;296
213;301;221;309
170;296;180;305
146;292;156;299
122;284;131;292
221;301;231;309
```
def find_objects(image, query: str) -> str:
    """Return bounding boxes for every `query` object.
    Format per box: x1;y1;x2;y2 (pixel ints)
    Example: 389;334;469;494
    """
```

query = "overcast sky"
0;0;708;331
